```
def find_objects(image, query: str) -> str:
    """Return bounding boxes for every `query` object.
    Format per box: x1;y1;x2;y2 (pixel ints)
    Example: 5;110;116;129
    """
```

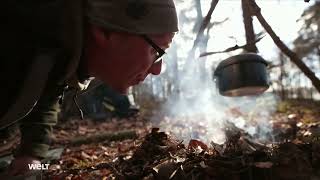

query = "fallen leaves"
109;127;320;180
40;100;320;179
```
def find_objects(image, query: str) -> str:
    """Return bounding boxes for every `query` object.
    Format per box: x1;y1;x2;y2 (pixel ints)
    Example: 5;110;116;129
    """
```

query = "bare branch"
191;0;219;50
199;35;265;57
211;17;229;26
247;0;320;92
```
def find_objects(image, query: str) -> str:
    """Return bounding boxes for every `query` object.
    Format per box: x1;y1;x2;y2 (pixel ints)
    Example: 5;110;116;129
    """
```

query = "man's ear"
86;24;112;47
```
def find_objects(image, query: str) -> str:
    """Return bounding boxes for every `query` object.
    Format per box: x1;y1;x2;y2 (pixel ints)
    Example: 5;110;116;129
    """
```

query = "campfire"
113;126;319;180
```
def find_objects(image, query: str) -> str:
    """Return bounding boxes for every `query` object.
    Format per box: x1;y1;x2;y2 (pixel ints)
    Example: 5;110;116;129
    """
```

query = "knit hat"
86;0;178;34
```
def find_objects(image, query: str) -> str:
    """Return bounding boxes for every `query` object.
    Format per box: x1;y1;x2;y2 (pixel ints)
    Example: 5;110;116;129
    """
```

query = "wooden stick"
247;0;320;93
200;35;265;57
59;130;138;146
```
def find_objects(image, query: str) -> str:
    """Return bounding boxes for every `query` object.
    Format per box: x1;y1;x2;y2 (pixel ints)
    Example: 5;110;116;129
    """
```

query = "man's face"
85;24;175;94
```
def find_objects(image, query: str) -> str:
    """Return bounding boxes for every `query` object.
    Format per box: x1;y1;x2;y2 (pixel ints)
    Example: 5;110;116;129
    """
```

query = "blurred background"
58;0;320;145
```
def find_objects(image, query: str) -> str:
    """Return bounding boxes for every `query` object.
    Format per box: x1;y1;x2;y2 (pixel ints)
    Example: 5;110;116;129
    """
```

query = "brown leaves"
43;100;320;179
111;127;320;180
47;117;320;179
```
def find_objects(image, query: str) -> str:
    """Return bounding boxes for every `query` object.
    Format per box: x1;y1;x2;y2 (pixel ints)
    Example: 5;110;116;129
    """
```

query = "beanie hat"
86;0;179;34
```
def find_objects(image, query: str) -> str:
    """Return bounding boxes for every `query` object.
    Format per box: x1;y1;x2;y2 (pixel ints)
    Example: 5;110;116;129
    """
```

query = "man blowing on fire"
1;0;178;176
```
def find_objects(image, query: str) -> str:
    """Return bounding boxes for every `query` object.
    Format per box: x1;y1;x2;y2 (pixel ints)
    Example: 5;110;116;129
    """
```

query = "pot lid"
214;53;268;76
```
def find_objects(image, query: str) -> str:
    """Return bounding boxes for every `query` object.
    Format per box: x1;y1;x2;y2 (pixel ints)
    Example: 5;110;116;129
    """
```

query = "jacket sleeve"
7;0;76;158
15;82;65;159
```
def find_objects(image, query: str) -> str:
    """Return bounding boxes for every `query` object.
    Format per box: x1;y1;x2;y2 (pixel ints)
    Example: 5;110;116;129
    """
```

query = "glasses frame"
141;35;166;64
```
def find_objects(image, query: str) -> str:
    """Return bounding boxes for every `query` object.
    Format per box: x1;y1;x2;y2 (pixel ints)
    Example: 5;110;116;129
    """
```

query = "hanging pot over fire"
213;53;270;97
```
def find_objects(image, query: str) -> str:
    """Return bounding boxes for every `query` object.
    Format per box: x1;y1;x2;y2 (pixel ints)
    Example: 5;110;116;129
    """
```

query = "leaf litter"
42;100;320;179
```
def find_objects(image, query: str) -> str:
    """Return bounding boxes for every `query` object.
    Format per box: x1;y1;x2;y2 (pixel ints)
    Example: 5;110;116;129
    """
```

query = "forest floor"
0;99;320;180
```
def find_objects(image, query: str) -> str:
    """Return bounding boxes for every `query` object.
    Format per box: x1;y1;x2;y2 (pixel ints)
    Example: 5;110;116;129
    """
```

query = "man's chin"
100;79;129;95
113;86;129;95
119;89;129;95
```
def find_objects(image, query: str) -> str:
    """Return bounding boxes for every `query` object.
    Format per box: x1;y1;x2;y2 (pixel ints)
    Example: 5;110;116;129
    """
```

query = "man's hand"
8;156;41;176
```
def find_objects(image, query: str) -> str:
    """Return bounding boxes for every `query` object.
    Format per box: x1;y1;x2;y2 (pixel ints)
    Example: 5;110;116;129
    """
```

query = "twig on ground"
56;130;138;146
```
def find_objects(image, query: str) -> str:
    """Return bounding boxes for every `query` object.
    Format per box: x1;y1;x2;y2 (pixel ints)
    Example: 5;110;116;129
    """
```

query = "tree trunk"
279;53;286;100
171;43;180;99
183;0;219;72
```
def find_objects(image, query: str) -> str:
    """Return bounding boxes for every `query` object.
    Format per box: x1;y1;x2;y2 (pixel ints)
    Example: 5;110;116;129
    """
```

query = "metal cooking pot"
213;53;270;97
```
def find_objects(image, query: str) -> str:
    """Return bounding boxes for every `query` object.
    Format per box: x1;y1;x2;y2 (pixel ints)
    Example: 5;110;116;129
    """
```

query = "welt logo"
28;163;50;170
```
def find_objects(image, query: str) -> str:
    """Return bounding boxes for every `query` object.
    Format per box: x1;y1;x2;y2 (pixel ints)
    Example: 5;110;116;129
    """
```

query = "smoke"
151;41;279;145
155;76;279;145
148;1;280;145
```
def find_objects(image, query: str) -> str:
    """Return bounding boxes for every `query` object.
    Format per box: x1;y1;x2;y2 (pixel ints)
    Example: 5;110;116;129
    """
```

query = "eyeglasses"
141;35;166;64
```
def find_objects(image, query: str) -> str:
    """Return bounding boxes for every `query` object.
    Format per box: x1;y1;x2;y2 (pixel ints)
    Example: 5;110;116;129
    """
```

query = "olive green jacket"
1;0;178;158
1;0;87;158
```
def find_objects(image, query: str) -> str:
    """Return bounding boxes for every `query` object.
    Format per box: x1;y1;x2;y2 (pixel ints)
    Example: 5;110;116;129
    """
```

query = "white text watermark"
28;163;50;170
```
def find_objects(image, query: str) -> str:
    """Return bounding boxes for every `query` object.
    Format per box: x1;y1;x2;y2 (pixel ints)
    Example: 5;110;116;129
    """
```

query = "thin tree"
279;52;286;100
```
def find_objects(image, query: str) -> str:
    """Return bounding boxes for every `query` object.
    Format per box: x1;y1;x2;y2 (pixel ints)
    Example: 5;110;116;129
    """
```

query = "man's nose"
148;59;162;75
